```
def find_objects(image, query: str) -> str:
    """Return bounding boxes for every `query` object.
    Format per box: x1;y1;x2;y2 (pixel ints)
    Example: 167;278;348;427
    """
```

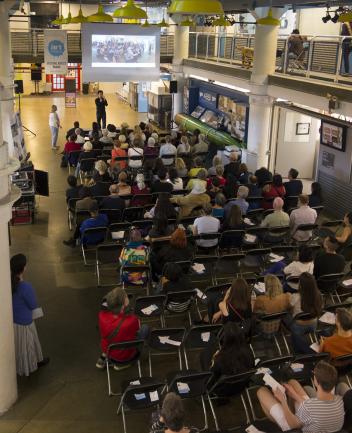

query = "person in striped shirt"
257;361;347;432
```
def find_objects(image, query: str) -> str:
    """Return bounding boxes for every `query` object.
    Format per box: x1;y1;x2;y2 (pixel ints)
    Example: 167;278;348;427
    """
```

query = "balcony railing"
188;32;352;84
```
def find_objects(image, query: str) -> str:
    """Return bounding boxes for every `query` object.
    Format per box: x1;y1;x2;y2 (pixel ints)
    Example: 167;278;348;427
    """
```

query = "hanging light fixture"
168;0;223;16
62;7;72;24
87;4;113;22
156;17;169;27
338;9;352;22
180;18;195;26
71;1;88;24
52;0;64;25
141;19;151;26
256;7;280;26
212;15;231;26
113;0;147;20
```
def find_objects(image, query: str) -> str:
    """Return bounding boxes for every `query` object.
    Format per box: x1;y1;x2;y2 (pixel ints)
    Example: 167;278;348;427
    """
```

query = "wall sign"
44;30;68;75
296;122;310;135
322;151;335;169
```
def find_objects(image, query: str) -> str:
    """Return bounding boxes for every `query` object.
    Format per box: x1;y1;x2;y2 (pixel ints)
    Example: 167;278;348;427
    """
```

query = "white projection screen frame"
82;23;160;82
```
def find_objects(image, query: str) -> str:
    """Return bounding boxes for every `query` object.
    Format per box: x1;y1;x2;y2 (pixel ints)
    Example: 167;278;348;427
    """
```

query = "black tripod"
17;93;36;137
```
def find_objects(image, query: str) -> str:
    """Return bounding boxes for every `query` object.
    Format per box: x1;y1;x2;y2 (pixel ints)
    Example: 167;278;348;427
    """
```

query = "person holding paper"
257;361;346;432
320;308;352;360
11;254;49;376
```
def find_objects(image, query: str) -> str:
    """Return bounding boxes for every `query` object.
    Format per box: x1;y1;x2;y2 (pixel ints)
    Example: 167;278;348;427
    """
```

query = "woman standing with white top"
48;105;61;149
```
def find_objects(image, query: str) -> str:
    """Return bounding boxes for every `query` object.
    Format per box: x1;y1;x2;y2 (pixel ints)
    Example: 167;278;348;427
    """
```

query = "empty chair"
96;243;123;286
109;222;132;242
134;295;166;327
242;248;271;274
270;245;298;263
246;208;264;224
79;157;96;182
164;290;196;325
67;150;81;172
219;229;245;251
80;226;108;265
317;273;345;303
263;226;290;246
147;328;186;376
254;312;289;356
123;207;143;222
214;254;245;283
190;256;218;286
100;208;122;224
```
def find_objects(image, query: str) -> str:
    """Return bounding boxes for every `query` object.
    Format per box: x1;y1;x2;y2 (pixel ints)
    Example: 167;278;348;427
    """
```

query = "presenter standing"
48;104;61;149
95;90;108;129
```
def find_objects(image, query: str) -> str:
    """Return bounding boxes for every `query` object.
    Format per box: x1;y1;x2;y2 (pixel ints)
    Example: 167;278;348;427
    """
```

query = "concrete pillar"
0;1;15;157
171;23;189;117
0;0;21;415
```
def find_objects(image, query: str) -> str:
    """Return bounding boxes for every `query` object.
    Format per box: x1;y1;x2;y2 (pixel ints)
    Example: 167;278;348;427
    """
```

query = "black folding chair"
147;328;186;376
167;371;213;431
263;226;290;246
246;208;264;225
243;227;268;249
100;208;122;224
254;312;289;356
117;379;166;433
67;198;80;230
291;352;330;384
208;370;256;431
242;248;271;274
80;226;108;265
123;207;143;222
335;354;352;387
79;157;96;182
96;243;123;286
183;324;223;369
106;339;145;396
134;295;166;327
109;222;132;241
194;233;220;256
270;245;298;263
121;265;151;296
164;290;196;326
317;273;345;303
219;230;245;251
291;223;319;244
190;256;218;286
214;253;245;283
67;150;81;173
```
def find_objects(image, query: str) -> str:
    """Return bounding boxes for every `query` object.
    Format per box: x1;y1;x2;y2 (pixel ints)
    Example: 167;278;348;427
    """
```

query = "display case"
11;171;35;224
147;92;172;130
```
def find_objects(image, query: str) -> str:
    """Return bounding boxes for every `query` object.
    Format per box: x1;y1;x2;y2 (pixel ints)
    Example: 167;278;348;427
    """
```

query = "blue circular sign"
48;40;65;57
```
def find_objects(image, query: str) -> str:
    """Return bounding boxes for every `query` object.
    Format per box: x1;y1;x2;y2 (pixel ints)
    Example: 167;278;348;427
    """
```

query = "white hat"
190;181;207;195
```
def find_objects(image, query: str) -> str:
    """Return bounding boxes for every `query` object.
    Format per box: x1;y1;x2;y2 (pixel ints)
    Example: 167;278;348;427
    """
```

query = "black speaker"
31;64;42;82
170;80;178;94
14;79;23;94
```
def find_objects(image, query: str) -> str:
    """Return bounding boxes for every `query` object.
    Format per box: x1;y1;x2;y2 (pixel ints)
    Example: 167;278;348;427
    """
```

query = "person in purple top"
11;254;49;376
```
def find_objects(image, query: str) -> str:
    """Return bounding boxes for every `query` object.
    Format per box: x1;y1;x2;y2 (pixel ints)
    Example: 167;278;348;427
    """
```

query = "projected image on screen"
92;35;156;67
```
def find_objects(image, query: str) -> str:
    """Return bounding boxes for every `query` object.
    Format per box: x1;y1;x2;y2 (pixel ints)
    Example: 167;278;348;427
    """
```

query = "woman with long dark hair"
309;181;323;207
11;254;49;376
262;173;286;210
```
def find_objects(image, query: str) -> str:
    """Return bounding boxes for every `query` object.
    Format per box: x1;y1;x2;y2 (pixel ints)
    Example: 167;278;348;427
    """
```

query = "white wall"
298;8;340;36
275;108;320;179
9;3;30;31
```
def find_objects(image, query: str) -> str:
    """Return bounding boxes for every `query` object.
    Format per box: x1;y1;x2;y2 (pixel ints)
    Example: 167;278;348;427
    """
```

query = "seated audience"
224;152;240;180
248;175;262;198
129;124;146;143
320;308;352;360
106;123;118;139
77;141;96;170
262;174;286;209
193;203;220;248
309;181;323;207
159;136;177;166
186;169;207;192
89;122;102;140
144;137;158;157
64;134;81;165
257;361;346;432
188;157;204;178
224;185;249;217
150;392;199;433
167;167;183;191
208;155;223;177
66;175;82;203
290;194;317;241
175;158;188;178
116;171;132;196
96;287;146;369
75;128;85;145
160;263;192;312
128;139;144;169
192;133;208;154
177;136;191;155
238;163;250;185
148;215;175;241
335;212;352;248
99;129;113;145
284;168;303;197
207;177;223;200
145;193;177;220
254;274;290;315
212;192;226;218
283;246;314;290
118;134;128;150
313;236;345;280
100;184;125;212
254;166;272;187
200;322;254;388
151;167;173;194
171;182;210;218
190;128;200;145
152;158;165;179
207;165;226;188
220;204;248;249
131;173;150;206
93;160;112;183
75;186;97;211
66;120;80;140
111;137;127;171
261;197;289;229
90;180;110;197
120;229;148;285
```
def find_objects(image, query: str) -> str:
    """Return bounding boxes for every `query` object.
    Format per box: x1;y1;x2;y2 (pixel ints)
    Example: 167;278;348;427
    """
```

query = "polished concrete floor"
1;95;239;433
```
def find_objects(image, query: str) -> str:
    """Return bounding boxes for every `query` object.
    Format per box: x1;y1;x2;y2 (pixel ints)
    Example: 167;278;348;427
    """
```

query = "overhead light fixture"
87;4;113;22
331;11;339;23
71;2;88;24
338;10;352;22
257;8;280;26
212;15;231;26
52;0;64;25
322;9;331;23
180;18;196;26
141;19;151;27
168;0;223;16
156;17;169;27
62;12;72;24
113;0;147;19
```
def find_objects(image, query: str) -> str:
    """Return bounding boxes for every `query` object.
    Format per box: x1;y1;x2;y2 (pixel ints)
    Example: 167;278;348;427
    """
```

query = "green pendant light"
52;0;64;25
180;18;195;26
156;17;169;27
113;0;147;20
87;4;113;22
71;2;88;24
257;8;280;26
212;15;231;26
141;19;151;27
338;10;352;22
168;0;223;16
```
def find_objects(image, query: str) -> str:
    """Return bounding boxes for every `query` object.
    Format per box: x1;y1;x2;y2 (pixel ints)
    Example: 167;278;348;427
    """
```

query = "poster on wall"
11;112;27;161
320;120;347;152
44;29;68;75
65;92;76;108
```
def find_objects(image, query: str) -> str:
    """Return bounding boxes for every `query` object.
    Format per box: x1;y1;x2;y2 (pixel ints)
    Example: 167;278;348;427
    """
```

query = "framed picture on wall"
296;122;310;135
320;120;347;152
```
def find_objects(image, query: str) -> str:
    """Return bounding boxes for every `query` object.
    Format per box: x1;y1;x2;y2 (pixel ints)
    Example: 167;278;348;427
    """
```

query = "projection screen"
81;23;160;82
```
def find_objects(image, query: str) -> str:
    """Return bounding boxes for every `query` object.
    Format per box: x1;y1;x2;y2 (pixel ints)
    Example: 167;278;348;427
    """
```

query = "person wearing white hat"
171;181;210;218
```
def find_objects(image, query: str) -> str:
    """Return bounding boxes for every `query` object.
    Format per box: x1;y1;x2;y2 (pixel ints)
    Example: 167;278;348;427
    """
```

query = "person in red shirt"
96;287;148;370
262;174;286;210
64;134;82;166
111;137;127;171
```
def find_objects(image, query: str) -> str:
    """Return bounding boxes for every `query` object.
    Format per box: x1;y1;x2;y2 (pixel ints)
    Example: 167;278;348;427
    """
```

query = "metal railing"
188;32;352;83
11;29;175;61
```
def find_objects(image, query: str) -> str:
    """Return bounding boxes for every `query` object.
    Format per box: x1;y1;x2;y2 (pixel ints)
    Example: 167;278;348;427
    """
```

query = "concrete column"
246;93;274;171
0;0;21;414
171;23;189;117
0;1;15;157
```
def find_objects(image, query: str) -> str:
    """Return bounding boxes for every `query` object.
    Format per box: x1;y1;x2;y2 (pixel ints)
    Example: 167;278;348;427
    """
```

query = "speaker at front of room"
31;63;42;81
14;79;24;94
170;80;178;94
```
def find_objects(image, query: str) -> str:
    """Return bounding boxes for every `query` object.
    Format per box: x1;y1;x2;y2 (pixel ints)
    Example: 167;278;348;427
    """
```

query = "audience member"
177;136;191;155
313;236;345;280
212;192;226;218
75;141;95;177
175;158;188;178
309;182;323;207
257;361;346;432
160;263;192;310
247;175;262;197
100;184;125;211
208;155;223;176
128;139;144;169
186;168;207;191
100;129;113;145
75;128;85;145
145;194;177;220
66;175;82;203
262;174;286;209
320;308;352;360
335;212;352;248
144;137;158;157
66;120;80;140
75;186;97;211
254;274;290;315
89;122;102;140
120;229;148;285
159;136;177;166
171;182;210;218
64;134;81;165
238;163;250;185
131;173;150;206
261;197;289;229
224;152;240;180
116;171;132;196
148;215;175;241
254;166;272;187
290;194;317;241
111;137;127;170
284;168;303;197
193;203;220;248
106;124;118;139
167;167;183;191
283;246;314;290
151;167;173;194
11;253;49;376
224;185;249;217
192;133;208;154
188;157;204;178
93;160;112;183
